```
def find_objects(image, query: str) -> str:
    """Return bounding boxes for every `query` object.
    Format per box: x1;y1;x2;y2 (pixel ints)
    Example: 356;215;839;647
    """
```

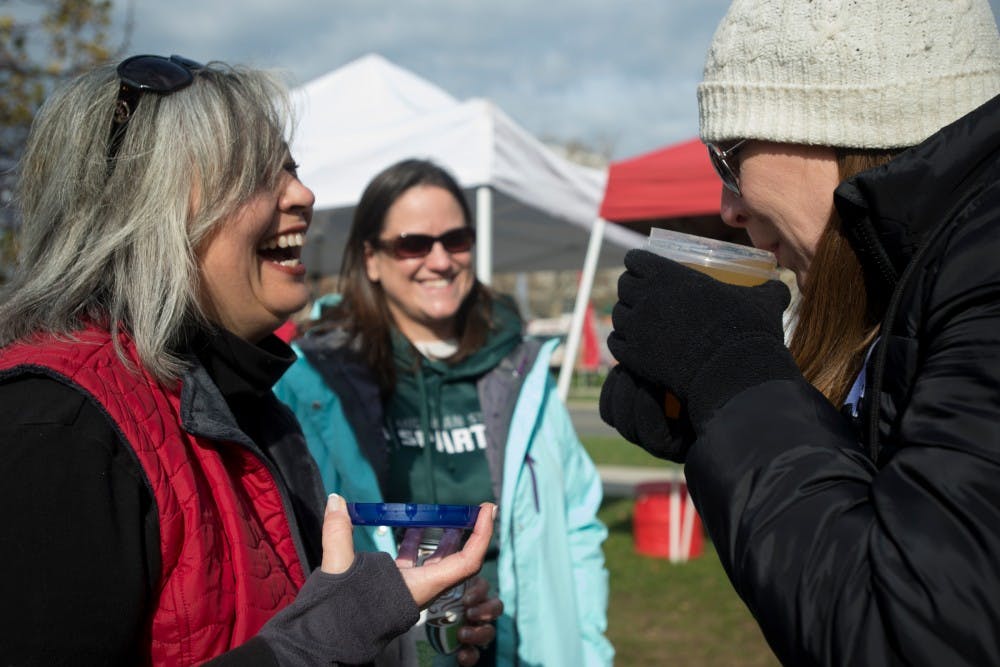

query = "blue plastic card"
347;502;480;529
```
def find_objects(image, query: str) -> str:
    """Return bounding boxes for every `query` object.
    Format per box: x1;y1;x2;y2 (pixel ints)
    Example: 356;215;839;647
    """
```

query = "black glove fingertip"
598;367;619;426
623;248;654;272
600;369;635;442
606;330;628;362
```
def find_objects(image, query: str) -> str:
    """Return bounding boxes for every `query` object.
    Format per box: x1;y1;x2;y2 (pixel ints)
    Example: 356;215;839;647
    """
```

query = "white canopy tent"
291;53;644;278
289;54;643;398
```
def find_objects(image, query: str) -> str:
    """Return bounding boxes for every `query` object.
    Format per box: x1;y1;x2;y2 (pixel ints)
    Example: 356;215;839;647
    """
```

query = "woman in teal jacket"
275;159;612;666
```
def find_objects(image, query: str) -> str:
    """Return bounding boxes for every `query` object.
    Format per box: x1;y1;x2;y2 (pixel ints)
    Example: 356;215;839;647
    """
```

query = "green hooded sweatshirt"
383;298;522;507
384;299;522;606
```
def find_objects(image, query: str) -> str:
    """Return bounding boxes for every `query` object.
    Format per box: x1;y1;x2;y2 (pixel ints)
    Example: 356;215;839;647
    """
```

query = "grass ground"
581;432;780;666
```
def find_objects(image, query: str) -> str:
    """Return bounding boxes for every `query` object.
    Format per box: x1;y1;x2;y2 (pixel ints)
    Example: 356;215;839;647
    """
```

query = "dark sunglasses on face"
108;54;204;162
706;138;748;196
373;227;476;260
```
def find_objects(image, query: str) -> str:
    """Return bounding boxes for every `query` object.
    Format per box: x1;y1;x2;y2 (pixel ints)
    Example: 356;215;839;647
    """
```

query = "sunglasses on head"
108;54;204;163
706;139;748;196
372;227;476;259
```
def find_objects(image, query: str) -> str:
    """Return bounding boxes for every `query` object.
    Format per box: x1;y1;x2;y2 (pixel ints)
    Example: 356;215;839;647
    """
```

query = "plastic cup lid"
347;502;481;528
645;228;778;280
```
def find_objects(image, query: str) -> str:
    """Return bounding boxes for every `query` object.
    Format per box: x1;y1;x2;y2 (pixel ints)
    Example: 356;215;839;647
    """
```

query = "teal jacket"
275;332;613;666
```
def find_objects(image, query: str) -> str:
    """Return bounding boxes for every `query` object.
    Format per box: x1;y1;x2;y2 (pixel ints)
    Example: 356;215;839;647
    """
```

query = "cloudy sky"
115;1;738;161
117;0;1000;162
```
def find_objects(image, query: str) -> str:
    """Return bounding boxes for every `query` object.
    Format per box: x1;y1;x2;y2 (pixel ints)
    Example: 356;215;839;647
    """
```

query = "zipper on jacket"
864;196;973;461
507;504;521;667
524;453;540;513
851;214;899;296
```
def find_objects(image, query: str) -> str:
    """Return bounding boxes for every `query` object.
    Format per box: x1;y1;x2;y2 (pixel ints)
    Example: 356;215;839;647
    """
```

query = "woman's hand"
453;575;503;666
321;495;496;608
600;363;696;462
393;518;502;665
608;249;797;428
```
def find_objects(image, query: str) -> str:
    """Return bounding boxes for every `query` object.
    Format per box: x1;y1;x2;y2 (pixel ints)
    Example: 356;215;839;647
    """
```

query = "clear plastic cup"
645;228;778;286
642;229;779;417
347;503;481;658
413;527;467;655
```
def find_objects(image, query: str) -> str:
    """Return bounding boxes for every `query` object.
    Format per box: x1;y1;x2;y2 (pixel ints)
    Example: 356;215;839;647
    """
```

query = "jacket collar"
179;328;294;448
834;93;1000;306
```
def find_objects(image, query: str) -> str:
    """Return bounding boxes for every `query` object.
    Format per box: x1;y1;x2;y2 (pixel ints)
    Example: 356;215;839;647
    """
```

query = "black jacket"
685;94;1000;666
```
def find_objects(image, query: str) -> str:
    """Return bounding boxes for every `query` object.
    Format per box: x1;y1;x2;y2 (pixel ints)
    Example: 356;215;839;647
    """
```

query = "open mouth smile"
420;277;453;288
258;231;305;268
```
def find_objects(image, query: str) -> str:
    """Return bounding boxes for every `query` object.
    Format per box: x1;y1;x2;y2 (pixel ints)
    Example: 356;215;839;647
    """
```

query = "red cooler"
633;478;704;562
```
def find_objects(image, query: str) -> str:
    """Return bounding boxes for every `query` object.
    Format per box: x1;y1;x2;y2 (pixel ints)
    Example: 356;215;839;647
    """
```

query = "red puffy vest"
0;327;307;665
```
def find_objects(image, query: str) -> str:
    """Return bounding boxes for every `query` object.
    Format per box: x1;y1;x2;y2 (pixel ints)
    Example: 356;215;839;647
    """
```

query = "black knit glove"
600;364;696;462
607;249;799;430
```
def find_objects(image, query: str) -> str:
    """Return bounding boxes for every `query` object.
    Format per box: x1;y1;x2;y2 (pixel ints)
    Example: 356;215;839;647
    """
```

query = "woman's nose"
283;177;316;215
423;240;454;269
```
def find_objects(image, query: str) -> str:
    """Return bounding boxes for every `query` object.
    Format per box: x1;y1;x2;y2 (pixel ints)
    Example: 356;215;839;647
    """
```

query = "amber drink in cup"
645;228;779;286
643;229;779;416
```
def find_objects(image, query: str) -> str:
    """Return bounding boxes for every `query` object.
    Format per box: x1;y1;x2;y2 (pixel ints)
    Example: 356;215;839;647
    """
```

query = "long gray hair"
0;58;293;383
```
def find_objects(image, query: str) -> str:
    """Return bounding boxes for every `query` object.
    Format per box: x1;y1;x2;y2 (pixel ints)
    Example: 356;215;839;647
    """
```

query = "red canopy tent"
599;137;722;221
597;137;749;244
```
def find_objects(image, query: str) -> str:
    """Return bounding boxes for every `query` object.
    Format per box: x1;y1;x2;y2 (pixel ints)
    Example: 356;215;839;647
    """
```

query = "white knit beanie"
698;0;1000;148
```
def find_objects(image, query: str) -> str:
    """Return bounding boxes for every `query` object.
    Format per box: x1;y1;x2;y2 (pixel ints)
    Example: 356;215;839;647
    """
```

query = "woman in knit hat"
600;0;1000;664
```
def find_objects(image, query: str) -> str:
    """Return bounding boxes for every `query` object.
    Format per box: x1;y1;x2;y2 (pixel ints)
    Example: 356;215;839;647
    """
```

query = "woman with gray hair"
0;55;496;666
601;0;1000;664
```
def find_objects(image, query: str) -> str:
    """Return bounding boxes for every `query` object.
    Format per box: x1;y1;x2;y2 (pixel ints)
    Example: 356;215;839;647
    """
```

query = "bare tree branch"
0;0;133;277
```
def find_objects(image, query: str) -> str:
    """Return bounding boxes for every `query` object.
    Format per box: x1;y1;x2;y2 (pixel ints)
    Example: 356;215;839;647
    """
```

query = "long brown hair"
313;159;494;394
788;148;898;405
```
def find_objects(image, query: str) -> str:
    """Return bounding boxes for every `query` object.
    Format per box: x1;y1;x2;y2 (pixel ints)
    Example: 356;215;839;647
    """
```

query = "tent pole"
557;216;606;402
475;186;492;285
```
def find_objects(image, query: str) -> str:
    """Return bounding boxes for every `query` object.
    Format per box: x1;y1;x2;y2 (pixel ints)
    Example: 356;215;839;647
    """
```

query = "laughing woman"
0;56;494;666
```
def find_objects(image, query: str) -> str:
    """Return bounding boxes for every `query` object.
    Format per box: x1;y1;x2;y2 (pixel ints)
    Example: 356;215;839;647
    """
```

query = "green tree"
0;0;131;279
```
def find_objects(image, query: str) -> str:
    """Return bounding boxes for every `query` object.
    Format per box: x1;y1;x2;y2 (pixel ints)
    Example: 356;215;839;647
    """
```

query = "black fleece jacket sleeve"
0;376;281;666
